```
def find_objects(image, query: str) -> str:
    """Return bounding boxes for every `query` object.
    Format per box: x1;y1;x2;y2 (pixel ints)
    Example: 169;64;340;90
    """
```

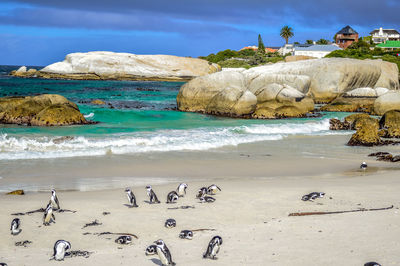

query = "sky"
0;0;399;66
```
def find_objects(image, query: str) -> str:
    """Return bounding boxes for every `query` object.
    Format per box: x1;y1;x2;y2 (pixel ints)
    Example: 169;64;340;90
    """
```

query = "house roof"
376;41;400;48
337;25;358;35
370;29;400;35
295;44;342;52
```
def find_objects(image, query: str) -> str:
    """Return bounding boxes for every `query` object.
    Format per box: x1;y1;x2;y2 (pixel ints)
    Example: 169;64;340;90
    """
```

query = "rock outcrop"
374;91;400;115
177;70;314;118
379;110;400;138
11;52;220;81
91;99;106;105
347;117;382;146
0;94;90;126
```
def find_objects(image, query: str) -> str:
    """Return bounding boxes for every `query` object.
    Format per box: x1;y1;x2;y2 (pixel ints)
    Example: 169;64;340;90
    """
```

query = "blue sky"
0;0;399;66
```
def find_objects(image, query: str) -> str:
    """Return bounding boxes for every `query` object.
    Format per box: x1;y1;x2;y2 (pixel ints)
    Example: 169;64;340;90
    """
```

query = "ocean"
0;65;351;161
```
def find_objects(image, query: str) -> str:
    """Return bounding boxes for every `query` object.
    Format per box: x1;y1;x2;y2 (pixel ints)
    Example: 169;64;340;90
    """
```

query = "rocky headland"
10;52;220;82
0;94;90;126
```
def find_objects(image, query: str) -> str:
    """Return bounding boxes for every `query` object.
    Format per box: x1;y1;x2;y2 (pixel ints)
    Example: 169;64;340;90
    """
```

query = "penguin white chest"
211;244;220;256
156;247;169;265
55;245;66;260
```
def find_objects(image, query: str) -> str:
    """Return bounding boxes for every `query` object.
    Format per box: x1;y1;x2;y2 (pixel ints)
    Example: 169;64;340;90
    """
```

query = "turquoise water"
0;67;350;160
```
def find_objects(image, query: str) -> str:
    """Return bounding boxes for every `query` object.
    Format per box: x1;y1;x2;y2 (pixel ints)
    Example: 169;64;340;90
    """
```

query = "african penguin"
145;244;158;256
207;184;221;195
301;192;325;201
52;240;71;261
360;162;368;170
176;183;188;197
364;262;381;266
146;185;160;204
0;263;8;266
115;235;132;245
154;239;176;266
199;196;216;203
43;202;56;226
196;187;208;198
125;188;139;207
10;218;21;235
203;236;222;260
166;191;179;204
179;230;193;240
50;189;60;210
165;218;176;228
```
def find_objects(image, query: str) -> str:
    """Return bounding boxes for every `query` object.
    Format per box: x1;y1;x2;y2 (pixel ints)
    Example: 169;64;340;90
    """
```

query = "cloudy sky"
0;0;399;66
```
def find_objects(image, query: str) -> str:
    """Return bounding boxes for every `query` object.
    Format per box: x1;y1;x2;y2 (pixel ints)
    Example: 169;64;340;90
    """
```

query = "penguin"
115;235;132;245
199;196;216;203
196;187;208;198
203;236;222;260
176;183;188;197
364;263;381;266
165;218;176;228
51;240;71;261
50;189;60;210
0;263;8;266
43;202;56;226
301;192;325;201
10;218;21;235
179;230;193;240
207;184;221;195
154;239;176;266
146;185;160;204
360;162;368;170
145;244;158;256
166;191;179;204
125;188;139;207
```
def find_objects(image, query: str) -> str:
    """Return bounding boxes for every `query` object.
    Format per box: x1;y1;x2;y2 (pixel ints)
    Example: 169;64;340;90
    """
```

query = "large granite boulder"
374;91;400;115
13;52;220;81
379;110;400;138
177;70;314;118
347;117;382;146
0;94;89;126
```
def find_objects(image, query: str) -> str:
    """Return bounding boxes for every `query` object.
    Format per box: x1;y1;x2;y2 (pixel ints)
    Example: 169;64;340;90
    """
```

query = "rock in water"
374;91;400;115
7;190;25;195
379;110;400;138
15;52;220;81
347;117;382;146
91;99;106;105
0;94;89;126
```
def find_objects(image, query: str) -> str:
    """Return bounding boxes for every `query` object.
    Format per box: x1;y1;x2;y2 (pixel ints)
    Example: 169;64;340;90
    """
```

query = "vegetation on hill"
326;40;400;70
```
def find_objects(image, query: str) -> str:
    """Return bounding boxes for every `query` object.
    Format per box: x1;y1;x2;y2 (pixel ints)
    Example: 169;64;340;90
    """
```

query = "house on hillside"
335;25;359;49
294;44;342;58
240;46;278;53
376;41;400;51
370;28;400;44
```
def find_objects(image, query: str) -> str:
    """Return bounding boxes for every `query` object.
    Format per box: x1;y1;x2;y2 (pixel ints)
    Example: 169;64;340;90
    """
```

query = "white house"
293;44;342;59
278;44;295;56
370;28;400;44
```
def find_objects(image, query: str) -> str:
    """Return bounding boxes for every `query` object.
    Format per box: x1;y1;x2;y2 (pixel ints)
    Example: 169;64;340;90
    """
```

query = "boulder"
320;97;375;113
347;117;382;146
0;94;89;126
374;91;400;115
177;70;314;119
17;52;220;81
91;99;106;105
379;110;400;138
344;113;374;130
285;55;316;62
329;118;350;130
6;190;25;195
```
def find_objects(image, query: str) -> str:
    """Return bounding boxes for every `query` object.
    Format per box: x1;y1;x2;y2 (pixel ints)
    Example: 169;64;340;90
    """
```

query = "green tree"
257;34;266;54
280;25;294;44
306;40;314;44
316;39;329;45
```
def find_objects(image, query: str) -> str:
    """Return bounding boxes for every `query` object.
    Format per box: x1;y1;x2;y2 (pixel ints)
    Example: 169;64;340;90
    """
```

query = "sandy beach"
1;134;400;265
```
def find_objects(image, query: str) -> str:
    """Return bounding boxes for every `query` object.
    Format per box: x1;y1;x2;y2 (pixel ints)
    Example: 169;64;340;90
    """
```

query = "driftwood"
15;240;32;247
191;228;216;232
82;220;102;229
85;232;139;239
167;205;195;210
289;205;394;217
12;208;76;216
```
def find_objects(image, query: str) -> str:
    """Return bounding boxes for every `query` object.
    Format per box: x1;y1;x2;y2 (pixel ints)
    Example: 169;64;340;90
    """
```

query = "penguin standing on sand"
166;191;179;204
176;183;188;197
10;218;21;235
43;202;56;226
203;236;223;260
360;162;368;170
154;239;176;266
125;188;139;207
207;184;221;195
146;185;160;204
50;189;60;210
145;245;157;256
196;187;208;198
51;240;71;261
